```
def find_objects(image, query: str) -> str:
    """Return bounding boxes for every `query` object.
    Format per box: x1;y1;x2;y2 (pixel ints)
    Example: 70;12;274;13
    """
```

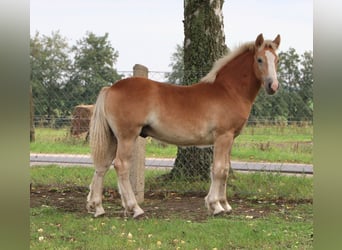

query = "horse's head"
253;33;281;95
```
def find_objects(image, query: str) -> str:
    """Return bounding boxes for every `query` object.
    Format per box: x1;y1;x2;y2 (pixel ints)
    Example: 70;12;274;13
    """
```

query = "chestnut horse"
87;34;281;218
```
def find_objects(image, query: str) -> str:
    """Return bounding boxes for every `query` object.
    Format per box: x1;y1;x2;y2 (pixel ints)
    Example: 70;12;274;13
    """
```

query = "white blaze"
265;50;279;90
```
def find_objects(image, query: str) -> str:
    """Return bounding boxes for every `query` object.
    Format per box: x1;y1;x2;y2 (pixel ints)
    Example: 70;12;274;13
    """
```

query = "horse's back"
106;77;213;110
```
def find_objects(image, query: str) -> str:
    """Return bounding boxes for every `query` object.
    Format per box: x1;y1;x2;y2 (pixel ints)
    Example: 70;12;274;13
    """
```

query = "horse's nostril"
266;78;273;89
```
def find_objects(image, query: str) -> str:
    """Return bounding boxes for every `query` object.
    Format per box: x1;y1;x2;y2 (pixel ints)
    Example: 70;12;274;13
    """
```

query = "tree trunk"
170;0;228;180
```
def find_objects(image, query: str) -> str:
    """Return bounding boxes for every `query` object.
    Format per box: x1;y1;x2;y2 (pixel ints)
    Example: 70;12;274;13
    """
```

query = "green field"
30;207;313;249
30;124;313;163
30;166;313;249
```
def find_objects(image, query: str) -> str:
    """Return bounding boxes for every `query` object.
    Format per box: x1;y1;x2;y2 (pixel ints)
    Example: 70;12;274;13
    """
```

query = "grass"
232;125;312;163
30;165;313;200
30;124;313;163
30;207;313;249
30;128;90;155
30;166;313;249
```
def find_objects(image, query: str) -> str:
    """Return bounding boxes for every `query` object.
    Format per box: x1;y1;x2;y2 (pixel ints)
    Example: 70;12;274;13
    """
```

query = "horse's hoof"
209;201;225;216
133;212;145;220
224;207;233;214
94;206;105;217
94;212;105;218
213;207;225;216
133;207;145;219
86;203;95;214
221;202;232;214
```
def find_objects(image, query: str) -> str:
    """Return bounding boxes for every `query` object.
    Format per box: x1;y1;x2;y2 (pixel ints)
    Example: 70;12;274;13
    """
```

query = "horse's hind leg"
114;138;144;218
87;137;117;217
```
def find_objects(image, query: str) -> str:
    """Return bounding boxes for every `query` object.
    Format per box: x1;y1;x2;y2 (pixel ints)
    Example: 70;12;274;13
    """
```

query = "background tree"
64;32;122;112
170;0;228;180
31;31;122;127
278;48;301;93
298;51;313;117
30;31;71;126
165;44;184;84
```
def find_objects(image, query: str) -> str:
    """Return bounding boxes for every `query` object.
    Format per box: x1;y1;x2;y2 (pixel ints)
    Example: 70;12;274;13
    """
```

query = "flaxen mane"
201;40;278;83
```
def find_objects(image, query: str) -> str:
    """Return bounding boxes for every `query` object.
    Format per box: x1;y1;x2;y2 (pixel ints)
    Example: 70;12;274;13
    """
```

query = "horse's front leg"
205;132;234;215
218;158;232;213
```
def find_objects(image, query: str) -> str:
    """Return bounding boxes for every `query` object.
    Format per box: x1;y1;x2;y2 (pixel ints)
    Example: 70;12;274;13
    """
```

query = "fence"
30;64;313;202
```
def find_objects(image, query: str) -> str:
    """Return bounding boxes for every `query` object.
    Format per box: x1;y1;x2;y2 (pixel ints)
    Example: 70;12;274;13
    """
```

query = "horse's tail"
89;86;113;166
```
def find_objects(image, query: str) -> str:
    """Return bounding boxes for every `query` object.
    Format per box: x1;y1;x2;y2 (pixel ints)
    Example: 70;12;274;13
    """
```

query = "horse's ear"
272;34;281;48
255;33;264;48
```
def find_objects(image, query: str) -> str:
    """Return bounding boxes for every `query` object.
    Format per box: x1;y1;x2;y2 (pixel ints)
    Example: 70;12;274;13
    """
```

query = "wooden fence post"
130;64;148;203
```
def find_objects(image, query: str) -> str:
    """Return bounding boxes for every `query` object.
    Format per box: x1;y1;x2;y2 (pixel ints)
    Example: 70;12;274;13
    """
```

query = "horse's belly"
146;125;214;147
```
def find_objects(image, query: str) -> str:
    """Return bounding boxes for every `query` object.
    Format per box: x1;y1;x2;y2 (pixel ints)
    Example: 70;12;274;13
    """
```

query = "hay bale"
70;105;94;136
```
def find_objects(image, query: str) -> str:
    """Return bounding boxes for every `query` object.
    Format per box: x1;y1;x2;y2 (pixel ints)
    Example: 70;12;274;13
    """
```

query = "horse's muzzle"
265;77;279;95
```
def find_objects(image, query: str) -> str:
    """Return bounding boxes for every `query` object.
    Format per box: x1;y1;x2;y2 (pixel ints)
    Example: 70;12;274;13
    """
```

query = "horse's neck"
216;50;262;105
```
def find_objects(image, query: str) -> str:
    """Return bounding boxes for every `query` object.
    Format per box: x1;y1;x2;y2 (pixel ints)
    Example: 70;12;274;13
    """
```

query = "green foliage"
30;31;72;122
65;32;122;109
164;44;184;84
30;31;122;127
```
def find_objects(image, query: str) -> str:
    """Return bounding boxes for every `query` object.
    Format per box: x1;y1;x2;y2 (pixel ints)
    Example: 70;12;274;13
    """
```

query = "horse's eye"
257;58;263;64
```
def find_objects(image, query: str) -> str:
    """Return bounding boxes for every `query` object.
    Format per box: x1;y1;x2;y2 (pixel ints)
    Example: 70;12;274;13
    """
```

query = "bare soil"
30;185;312;222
